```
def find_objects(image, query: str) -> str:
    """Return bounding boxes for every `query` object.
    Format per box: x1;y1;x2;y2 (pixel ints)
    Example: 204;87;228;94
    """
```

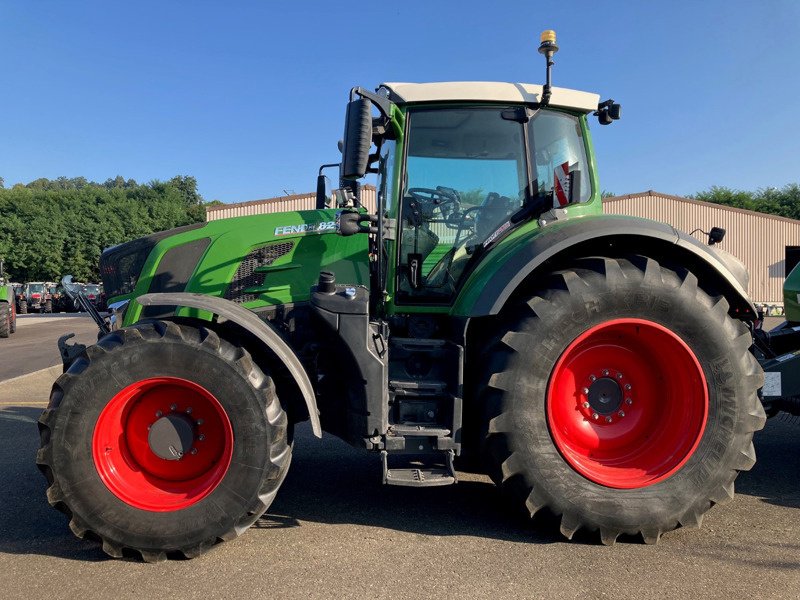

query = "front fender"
454;214;755;318
137;292;321;438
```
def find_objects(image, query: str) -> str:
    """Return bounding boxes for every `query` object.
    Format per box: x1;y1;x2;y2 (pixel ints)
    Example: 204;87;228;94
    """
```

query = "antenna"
538;30;559;106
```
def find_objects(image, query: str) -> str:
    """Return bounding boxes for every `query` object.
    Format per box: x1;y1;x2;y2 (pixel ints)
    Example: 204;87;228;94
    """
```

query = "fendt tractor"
0;260;17;338
44;31;797;562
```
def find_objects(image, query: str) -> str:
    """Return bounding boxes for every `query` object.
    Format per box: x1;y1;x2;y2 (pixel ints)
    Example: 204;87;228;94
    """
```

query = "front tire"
37;321;292;561
18;300;27;314
481;256;765;544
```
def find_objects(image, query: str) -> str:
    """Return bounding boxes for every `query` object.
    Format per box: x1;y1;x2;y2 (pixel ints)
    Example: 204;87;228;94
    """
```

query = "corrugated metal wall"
206;186;377;221
603;192;800;304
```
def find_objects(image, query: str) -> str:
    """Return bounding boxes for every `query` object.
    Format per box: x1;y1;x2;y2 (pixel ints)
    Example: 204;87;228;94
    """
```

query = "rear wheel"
18;300;27;314
0;303;9;338
37;321;292;561
44;299;53;313
9;301;15;333
481;256;765;544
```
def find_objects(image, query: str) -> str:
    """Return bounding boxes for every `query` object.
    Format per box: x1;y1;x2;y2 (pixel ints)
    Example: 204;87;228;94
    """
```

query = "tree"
0;175;209;281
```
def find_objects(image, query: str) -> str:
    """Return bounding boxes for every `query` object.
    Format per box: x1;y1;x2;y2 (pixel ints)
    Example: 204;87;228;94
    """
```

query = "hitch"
58;333;87;372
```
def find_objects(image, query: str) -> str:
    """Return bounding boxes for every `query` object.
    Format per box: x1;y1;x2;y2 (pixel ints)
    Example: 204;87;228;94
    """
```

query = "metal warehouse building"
207;187;798;306
604;191;800;306
206;186;377;221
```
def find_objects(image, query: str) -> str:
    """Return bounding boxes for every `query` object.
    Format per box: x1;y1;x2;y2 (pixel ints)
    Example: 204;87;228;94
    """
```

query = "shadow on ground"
736;416;800;509
2;404;798;561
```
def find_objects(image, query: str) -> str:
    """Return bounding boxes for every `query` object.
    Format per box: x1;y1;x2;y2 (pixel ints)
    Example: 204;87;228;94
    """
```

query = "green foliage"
692;184;800;220
0;176;211;281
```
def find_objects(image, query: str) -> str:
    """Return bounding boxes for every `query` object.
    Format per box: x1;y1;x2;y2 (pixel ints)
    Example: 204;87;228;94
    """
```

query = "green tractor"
0;260;17;338
38;32;767;561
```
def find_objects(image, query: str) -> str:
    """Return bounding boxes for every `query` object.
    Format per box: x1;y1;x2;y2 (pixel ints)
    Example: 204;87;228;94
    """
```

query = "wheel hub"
148;413;196;460
547;319;708;489
587;377;622;415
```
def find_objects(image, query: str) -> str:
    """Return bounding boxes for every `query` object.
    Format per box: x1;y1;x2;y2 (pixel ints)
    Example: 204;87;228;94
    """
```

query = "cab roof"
380;82;599;113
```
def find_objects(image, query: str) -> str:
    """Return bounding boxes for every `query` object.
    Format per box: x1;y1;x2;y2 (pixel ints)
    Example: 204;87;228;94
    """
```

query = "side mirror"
340;98;373;180
315;174;329;209
608;103;621;120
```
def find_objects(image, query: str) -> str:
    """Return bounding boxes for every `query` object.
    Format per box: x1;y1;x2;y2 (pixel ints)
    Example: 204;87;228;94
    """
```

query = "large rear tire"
481;256;765;544
0;303;9;338
18;300;27;314
37;320;292;561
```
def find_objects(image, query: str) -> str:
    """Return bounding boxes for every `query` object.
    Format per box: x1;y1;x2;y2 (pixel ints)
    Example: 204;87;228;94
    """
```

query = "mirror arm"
351;87;394;119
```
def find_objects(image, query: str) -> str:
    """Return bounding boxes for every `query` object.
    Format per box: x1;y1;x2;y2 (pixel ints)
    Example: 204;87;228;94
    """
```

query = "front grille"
225;242;294;303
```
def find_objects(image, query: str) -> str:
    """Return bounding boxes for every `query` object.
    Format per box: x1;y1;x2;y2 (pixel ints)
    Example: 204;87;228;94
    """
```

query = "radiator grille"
225;242;294;303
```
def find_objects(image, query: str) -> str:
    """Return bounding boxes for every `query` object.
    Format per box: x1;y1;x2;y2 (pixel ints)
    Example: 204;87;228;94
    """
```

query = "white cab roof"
381;82;599;113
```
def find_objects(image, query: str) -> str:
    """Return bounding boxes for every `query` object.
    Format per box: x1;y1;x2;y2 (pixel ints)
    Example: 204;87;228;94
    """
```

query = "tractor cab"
331;33;620;317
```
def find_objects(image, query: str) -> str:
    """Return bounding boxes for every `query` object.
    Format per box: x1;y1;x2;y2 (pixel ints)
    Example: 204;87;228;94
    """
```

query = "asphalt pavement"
0;319;798;599
0;314;99;380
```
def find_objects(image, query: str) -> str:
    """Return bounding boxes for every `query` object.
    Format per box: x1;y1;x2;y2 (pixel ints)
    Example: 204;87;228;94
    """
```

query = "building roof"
381;82;599;113
205;185;377;213
604;190;800;225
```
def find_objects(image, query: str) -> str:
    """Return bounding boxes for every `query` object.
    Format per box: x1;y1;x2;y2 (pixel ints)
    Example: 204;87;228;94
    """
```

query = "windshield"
28;283;44;293
84;285;100;295
397;107;527;301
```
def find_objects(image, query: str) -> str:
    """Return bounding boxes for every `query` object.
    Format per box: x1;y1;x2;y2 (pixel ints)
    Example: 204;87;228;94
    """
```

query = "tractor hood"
101;210;369;327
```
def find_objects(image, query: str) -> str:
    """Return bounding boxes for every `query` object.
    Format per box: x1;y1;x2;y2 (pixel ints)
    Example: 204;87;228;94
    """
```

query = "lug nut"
616;373;623;379
190;448;198;455
602;369;609;376
625;398;633;405
198;434;206;441
589;375;597;382
170;404;177;411
592;413;599;420
186;407;193;414
582;401;590;408
582;387;590;395
624;384;632;391
618;410;626;417
155;410;163;418
605;416;613;423
196;419;204;426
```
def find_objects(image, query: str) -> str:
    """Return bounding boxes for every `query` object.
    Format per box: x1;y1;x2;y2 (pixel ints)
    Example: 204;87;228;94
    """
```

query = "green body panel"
784;263;800;322
118;209;369;327
450;204;602;316
0;283;11;306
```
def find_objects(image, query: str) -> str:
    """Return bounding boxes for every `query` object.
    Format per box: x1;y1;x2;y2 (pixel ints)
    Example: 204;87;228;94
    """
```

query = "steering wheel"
407;187;464;229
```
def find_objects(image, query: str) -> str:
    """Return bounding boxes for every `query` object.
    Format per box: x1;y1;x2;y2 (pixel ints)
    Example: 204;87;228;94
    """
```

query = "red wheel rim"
92;377;234;511
546;319;708;489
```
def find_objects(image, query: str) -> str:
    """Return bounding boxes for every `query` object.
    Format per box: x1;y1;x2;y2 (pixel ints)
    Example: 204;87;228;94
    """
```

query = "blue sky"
1;1;798;202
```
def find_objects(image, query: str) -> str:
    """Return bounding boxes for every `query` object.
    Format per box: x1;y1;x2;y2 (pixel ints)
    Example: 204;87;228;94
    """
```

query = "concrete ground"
0;319;798;599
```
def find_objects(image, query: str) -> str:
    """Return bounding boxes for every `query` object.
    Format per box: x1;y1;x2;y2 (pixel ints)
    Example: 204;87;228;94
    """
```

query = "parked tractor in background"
39;32;769;562
23;282;52;313
0;260;17;338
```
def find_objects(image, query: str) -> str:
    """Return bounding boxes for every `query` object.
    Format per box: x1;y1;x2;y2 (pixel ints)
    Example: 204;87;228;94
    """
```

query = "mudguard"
455;214;756;318
137;292;321;438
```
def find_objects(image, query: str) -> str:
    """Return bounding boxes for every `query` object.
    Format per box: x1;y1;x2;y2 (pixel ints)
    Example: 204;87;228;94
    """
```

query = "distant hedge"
0;176;209;282
691;184;800;220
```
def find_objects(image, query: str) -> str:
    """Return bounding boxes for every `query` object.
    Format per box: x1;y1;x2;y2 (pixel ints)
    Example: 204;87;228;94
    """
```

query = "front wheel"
37;321;292;561
18;300;27;314
481;256;765;544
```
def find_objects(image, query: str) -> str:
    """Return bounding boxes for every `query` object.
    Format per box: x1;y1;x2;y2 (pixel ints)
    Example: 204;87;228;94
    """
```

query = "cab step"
380;449;457;487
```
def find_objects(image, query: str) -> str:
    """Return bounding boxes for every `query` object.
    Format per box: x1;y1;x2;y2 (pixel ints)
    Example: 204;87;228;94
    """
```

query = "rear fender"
137;292;321;438
455;215;756;319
